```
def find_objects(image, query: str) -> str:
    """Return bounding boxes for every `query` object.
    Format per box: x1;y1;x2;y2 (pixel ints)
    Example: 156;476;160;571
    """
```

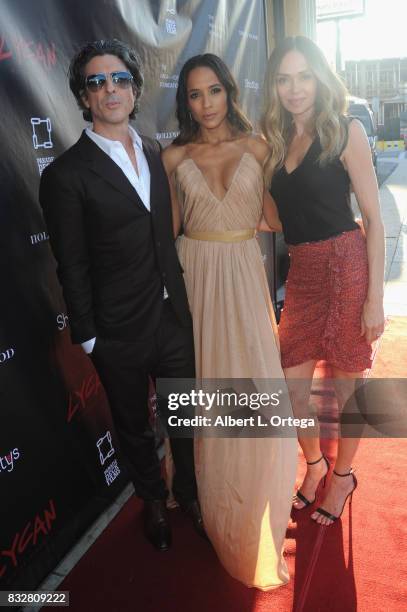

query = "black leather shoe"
143;500;172;551
182;500;208;540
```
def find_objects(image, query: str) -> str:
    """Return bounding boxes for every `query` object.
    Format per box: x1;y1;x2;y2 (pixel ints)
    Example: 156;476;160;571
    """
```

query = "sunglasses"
85;71;134;92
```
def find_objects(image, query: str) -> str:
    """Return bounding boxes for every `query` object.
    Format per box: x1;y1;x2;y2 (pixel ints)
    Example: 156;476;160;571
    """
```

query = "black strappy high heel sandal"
312;468;358;523
293;455;330;509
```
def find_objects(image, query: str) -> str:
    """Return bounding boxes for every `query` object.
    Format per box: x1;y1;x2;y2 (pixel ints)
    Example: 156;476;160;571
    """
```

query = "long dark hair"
173;53;252;145
68;39;144;122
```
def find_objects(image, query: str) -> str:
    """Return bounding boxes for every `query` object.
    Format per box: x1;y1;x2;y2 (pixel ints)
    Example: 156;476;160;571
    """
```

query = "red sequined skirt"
279;229;372;372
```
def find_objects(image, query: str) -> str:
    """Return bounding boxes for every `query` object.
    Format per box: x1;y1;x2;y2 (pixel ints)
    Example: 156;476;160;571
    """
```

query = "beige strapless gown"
175;152;297;590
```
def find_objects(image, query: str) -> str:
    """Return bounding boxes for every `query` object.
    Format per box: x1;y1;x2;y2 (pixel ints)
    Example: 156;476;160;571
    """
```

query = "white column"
284;0;316;39
300;0;316;40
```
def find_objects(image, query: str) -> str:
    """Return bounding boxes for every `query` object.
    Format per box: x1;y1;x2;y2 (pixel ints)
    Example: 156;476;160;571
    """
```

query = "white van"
347;96;377;168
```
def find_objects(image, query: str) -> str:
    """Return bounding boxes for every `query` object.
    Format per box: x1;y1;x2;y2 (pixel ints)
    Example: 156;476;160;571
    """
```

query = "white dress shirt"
81;126;165;354
85;125;151;209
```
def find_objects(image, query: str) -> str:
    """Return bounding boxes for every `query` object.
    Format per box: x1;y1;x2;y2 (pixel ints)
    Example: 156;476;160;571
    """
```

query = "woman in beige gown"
162;53;297;590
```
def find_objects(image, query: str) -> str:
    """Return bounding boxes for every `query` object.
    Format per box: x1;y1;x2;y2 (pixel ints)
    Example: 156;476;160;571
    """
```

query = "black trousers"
90;300;197;503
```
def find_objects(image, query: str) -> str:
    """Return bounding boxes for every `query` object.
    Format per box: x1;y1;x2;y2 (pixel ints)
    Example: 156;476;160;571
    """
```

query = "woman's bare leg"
284;360;328;509
311;367;364;525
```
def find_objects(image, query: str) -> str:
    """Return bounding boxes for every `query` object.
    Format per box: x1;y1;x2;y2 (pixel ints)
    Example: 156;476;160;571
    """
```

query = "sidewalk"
380;154;407;315
24;155;407;611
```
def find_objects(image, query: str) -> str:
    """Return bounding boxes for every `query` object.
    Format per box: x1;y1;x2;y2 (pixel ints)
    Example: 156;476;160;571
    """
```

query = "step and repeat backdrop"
0;0;271;589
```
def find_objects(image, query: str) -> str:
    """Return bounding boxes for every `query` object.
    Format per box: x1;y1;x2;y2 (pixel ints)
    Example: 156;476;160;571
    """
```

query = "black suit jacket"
39;130;191;344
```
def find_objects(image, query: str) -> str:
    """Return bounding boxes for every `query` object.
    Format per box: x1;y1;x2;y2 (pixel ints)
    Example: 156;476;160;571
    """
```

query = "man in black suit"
39;39;202;551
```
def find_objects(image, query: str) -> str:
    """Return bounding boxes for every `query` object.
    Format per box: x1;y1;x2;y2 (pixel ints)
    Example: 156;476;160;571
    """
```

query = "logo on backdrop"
30;231;49;245
0;35;12;61
36;156;54;175
0;448;20;474
96;431;121;486
165;19;177;35
56;313;69;331
0;499;57;580
31;117;55;175
239;29;259;41
208;14;226;39
244;79;259;91
160;64;178;89
67;373;103;423
165;7;177;35
97;431;115;466
155;131;179;141
31;117;53;149
0;34;56;68
0;347;15;364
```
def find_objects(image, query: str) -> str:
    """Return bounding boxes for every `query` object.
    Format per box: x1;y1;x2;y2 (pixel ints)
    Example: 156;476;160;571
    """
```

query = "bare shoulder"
347;118;369;148
161;143;188;175
244;133;271;164
342;118;370;160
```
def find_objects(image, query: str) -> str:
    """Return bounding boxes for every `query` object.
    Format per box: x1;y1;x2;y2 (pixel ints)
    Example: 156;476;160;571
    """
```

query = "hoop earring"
188;110;193;122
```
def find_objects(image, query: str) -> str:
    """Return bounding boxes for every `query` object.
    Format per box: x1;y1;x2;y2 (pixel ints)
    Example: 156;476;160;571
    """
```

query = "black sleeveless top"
270;128;359;245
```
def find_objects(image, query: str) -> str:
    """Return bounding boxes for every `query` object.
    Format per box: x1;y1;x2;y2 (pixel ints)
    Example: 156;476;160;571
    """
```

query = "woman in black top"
262;36;385;526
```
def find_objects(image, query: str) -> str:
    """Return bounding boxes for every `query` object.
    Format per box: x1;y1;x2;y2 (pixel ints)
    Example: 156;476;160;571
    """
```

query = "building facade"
345;57;407;129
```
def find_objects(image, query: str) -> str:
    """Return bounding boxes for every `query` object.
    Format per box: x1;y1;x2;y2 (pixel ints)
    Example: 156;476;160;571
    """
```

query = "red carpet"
60;317;407;611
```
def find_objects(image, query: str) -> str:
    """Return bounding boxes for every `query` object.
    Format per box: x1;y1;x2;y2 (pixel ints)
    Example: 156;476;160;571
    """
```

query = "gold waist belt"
185;229;256;243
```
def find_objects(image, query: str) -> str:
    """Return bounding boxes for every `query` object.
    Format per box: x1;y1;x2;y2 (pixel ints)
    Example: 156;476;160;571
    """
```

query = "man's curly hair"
68;39;144;122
